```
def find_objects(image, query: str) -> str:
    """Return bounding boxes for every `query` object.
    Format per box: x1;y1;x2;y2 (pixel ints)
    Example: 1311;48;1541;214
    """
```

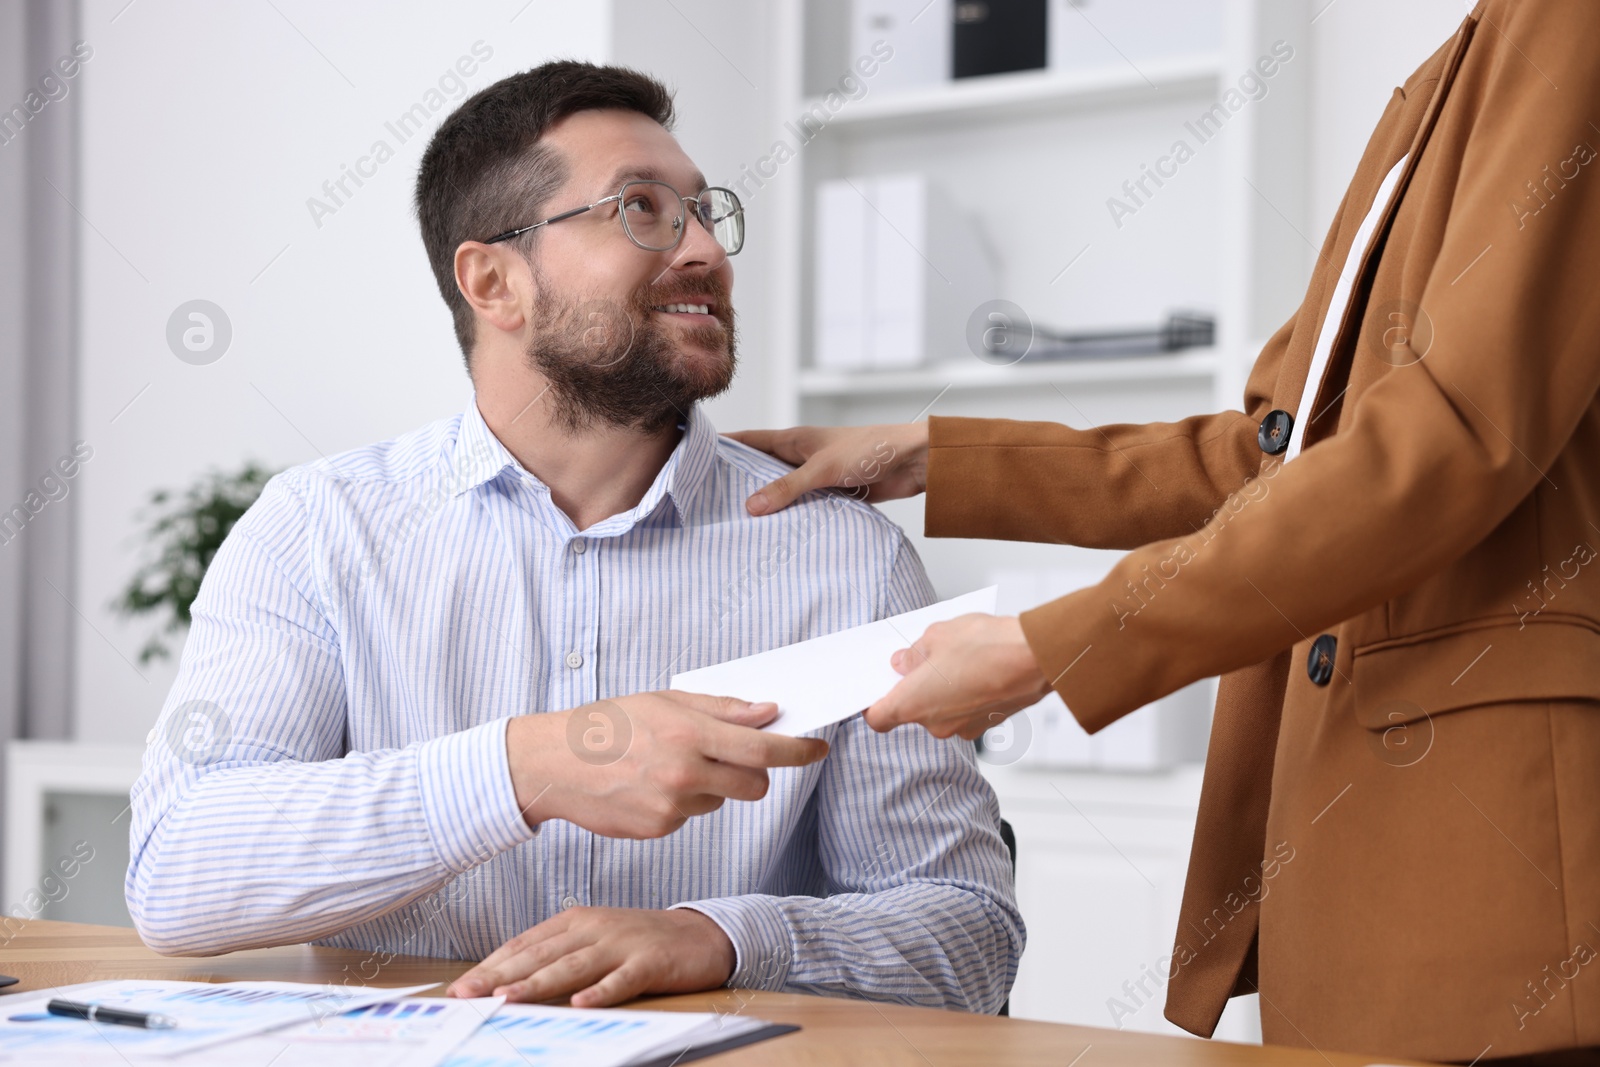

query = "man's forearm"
675;881;1022;1014
127;719;533;955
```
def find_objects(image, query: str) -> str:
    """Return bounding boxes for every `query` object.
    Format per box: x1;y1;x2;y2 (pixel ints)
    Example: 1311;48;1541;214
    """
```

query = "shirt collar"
630;402;717;528
448;397;521;497
448;396;718;529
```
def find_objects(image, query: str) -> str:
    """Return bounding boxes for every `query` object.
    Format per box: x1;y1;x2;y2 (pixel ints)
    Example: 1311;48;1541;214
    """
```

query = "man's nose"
667;206;729;273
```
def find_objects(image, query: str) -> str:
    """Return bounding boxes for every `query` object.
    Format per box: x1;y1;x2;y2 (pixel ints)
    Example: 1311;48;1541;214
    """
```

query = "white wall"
73;0;610;743
1307;0;1469;238
609;0;786;440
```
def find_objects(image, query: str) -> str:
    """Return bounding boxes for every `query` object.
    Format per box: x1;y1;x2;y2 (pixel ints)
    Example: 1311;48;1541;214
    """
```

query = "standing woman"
732;2;1600;1062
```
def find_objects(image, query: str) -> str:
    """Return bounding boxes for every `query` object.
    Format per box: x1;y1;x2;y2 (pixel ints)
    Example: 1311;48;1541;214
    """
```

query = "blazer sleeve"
1017;0;1600;730
924;316;1292;551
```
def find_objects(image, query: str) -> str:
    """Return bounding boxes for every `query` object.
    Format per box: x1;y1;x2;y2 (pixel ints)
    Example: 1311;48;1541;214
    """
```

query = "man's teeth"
655;303;710;314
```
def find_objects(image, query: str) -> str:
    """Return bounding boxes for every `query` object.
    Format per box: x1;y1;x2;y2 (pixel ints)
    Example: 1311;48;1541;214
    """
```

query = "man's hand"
508;691;829;838
725;422;929;515
446;907;735;1007
865;614;1052;741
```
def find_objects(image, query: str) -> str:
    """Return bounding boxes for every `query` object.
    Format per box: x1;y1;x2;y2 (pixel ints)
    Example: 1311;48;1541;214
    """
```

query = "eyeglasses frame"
482;179;744;255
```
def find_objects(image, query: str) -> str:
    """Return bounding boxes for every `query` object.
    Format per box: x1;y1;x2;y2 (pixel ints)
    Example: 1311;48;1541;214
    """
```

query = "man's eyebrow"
602;164;710;192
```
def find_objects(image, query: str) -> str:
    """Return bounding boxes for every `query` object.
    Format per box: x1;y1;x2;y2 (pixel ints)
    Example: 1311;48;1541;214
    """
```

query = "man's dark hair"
414;60;676;365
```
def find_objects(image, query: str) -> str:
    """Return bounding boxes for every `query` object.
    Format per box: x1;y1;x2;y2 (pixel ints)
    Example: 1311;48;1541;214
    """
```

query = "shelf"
797;349;1220;398
808;55;1225;135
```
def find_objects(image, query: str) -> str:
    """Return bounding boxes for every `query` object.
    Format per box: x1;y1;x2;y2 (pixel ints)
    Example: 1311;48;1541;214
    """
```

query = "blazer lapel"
1299;14;1479;447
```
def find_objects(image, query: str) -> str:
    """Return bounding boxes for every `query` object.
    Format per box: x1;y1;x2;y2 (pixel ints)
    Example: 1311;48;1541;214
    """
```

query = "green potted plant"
115;463;277;664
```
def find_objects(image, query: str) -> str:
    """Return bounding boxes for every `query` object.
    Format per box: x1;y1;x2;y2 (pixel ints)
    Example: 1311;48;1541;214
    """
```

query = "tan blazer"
924;1;1600;1060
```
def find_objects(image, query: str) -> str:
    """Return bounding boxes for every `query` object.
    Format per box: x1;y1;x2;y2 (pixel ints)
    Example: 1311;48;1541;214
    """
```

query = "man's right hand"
725;422;930;515
506;691;828;838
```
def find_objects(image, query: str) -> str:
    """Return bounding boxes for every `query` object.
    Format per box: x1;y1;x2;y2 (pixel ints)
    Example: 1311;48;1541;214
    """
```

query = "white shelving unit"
4;740;144;928
765;0;1312;429
764;0;1312;1043
798;348;1222;397
763;0;1315;625
805;54;1227;131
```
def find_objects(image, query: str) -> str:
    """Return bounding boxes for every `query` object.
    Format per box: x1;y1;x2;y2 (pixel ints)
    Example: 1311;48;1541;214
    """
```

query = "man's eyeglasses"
484;180;745;256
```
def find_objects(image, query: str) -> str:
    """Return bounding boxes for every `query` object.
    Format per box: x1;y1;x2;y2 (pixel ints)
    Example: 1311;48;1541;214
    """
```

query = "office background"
0;0;1466;1042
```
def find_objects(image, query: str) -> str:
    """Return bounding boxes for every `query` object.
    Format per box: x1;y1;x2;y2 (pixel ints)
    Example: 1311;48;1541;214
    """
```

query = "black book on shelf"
952;0;1049;79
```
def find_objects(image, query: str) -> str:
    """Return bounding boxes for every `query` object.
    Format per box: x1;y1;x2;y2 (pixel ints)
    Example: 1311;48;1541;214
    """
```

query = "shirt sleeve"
672;533;1025;1012
125;475;535;956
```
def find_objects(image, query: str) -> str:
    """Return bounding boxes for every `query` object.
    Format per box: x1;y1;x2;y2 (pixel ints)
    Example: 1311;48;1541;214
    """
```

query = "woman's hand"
864;614;1053;741
725;423;930;515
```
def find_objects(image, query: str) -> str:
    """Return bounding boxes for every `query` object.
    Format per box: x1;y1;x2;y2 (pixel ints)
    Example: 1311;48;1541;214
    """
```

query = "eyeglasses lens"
699;188;744;255
618;181;682;252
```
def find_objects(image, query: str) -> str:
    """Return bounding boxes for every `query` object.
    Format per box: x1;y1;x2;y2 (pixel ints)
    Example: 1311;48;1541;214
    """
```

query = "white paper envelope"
671;587;998;736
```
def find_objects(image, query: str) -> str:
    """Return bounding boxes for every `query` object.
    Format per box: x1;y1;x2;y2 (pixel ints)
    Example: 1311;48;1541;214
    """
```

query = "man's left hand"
446;906;735;1007
865;614;1052;741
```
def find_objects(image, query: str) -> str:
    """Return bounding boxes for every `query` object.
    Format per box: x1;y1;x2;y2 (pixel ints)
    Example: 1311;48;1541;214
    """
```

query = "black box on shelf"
952;0;1048;79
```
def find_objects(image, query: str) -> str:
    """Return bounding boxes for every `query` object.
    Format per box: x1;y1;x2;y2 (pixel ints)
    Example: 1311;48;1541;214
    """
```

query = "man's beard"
525;273;738;435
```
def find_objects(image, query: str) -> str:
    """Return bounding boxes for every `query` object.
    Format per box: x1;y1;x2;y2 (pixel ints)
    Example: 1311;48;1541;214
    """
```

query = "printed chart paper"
671;587;998;736
174;995;504;1067
0;985;789;1066
436;1002;767;1067
0;979;435;1060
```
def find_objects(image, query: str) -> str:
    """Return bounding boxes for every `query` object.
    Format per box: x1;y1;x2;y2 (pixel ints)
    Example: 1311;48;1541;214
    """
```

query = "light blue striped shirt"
126;397;1022;1013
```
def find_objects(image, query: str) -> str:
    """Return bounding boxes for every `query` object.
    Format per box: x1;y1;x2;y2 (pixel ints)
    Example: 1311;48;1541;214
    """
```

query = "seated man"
125;60;1022;1014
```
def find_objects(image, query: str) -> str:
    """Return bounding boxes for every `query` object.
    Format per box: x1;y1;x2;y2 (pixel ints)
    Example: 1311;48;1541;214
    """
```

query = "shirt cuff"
416;717;536;873
670;896;793;991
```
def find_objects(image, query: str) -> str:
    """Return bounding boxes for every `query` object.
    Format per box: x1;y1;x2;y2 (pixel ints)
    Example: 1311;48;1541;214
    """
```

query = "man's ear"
455;241;532;336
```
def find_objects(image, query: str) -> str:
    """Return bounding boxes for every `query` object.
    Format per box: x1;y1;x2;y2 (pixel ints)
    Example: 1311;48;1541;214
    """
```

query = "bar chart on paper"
203;996;504;1067
437;1002;782;1067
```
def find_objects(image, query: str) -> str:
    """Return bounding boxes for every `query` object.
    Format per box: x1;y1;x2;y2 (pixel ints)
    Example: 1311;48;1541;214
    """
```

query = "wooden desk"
0;920;1429;1065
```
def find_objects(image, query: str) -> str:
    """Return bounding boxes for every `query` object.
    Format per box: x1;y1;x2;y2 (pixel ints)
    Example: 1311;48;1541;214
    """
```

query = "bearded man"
125;61;1021;1015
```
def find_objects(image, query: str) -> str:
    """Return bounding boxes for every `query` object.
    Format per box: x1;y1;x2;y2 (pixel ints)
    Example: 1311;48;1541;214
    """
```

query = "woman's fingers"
864;615;1052;740
746;467;817;516
726;424;929;515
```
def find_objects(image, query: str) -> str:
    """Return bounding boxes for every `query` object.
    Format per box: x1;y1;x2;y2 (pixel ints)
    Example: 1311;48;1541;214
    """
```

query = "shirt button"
565;651;584;669
561;895;579;910
1258;409;1294;455
1307;634;1337;686
571;539;587;555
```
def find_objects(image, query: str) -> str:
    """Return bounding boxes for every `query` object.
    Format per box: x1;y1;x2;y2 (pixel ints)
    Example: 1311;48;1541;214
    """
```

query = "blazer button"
1258;409;1294;455
1307;634;1337;685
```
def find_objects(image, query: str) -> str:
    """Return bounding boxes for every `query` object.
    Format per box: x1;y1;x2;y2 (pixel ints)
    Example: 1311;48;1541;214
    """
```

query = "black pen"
46;999;178;1029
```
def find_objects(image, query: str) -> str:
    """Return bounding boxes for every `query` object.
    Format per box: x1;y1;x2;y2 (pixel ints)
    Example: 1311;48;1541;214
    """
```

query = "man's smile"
650;299;719;324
